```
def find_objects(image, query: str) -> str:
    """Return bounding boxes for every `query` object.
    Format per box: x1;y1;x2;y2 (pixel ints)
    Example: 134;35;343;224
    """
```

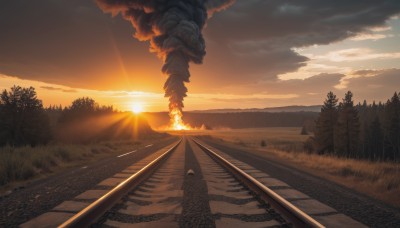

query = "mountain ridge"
187;105;321;113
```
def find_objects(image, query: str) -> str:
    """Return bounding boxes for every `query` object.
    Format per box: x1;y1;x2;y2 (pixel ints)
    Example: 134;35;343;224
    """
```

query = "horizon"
1;1;400;113
0;76;396;112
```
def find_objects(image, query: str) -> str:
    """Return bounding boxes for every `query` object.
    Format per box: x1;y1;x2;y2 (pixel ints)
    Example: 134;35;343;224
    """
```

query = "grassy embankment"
196;127;400;207
0;136;171;193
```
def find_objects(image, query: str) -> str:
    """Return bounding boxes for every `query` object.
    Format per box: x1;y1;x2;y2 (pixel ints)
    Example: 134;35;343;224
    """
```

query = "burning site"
1;0;400;227
96;0;234;130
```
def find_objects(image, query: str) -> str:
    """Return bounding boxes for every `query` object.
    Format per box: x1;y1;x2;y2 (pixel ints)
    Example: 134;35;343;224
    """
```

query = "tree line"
0;85;146;147
146;112;318;129
312;91;400;162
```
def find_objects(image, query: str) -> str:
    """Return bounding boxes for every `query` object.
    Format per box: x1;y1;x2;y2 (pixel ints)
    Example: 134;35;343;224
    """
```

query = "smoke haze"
96;0;234;123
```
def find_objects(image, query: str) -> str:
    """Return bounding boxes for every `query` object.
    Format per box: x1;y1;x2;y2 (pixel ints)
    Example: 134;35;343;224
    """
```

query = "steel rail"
59;139;182;228
193;138;325;228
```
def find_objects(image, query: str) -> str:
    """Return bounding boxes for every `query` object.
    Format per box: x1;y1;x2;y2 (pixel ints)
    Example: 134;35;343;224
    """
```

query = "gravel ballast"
202;138;400;227
0;137;177;227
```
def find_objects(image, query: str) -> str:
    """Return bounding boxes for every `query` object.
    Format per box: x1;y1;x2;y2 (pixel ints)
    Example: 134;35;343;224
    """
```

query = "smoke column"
96;0;234;130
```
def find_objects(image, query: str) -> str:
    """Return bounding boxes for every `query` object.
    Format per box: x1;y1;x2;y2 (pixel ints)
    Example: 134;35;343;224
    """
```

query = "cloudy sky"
1;0;400;111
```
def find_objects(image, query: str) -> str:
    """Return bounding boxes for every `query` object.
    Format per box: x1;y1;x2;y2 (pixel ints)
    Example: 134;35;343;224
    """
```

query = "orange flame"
169;108;191;130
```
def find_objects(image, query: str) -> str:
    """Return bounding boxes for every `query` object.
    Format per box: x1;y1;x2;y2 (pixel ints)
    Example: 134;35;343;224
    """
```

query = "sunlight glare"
131;103;144;114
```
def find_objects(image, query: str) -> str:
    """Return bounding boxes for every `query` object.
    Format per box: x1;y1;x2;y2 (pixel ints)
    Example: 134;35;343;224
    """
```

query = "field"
174;127;309;152
0;136;171;194
191;127;400;207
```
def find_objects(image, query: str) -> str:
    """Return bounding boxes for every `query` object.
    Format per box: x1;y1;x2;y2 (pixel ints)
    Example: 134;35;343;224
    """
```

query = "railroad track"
41;136;322;228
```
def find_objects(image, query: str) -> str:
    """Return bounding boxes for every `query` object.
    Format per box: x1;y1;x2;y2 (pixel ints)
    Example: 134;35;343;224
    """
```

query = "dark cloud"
62;89;78;93
344;68;400;101
40;86;62;91
254;73;344;99
207;1;400;43
200;0;400;86
251;69;400;105
0;0;399;92
40;86;77;93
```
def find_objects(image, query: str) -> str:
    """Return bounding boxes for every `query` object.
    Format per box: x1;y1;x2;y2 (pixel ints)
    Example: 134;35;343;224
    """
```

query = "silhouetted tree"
308;90;400;162
383;92;400;161
300;125;308;135
70;97;97;112
368;117;384;160
59;97;114;123
334;91;360;158
314;91;338;154
260;140;267;147
0;86;51;146
304;137;315;153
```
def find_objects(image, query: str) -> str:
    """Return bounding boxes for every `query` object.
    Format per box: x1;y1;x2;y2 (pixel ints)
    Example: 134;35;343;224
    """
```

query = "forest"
0;86;153;147
312;91;400;162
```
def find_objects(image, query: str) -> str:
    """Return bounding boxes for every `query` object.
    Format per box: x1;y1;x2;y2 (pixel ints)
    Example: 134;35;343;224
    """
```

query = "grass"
0;137;170;192
263;148;400;207
197;127;400;207
182;127;308;152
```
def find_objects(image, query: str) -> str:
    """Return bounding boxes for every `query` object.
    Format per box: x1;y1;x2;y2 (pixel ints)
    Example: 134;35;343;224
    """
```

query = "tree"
70;97;97;113
260;140;267;147
383;92;400;161
300;125;308;135
304;137;315;153
368;117;383;160
314;91;338;154
59;97;114;123
0;86;51;146
334;91;360;158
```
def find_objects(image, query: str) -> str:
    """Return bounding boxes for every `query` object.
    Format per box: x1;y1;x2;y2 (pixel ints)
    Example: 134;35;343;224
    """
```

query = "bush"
53;147;71;161
32;153;56;172
304;137;315;153
0;148;35;185
300;126;308;135
261;140;267;147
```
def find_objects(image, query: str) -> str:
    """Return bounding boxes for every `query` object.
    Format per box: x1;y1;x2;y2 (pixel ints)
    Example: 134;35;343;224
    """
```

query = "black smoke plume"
96;0;234;122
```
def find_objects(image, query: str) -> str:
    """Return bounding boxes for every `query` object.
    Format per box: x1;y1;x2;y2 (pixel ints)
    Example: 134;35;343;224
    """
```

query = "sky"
1;0;400;112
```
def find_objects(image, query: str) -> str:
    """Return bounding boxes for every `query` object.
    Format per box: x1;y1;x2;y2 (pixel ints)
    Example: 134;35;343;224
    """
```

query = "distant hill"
190;105;321;113
146;111;318;130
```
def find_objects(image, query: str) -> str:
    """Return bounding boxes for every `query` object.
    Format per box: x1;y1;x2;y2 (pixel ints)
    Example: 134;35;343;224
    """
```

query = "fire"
169;108;191;130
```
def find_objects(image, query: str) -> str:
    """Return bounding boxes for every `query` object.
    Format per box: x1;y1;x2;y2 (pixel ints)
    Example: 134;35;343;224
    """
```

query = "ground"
172;127;400;208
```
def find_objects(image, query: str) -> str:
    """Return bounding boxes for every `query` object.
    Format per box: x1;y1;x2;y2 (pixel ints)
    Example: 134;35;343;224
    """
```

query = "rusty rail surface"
193;138;324;228
59;139;182;228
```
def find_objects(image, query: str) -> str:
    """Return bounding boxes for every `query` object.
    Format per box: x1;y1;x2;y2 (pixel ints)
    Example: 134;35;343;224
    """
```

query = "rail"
59;139;182;228
193;139;324;228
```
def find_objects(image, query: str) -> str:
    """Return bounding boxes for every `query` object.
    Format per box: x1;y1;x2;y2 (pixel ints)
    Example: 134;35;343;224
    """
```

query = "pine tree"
360;119;368;158
300;125;308;135
369;116;383;160
334;91;360;158
314;91;338;154
0;86;51;146
383;92;400;161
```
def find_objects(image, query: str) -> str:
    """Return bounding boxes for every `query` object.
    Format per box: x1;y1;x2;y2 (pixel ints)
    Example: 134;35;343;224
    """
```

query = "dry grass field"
0;136;171;194
190;127;400;207
174;127;309;152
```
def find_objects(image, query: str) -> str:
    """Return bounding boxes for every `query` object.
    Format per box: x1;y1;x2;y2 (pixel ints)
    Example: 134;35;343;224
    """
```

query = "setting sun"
131;103;144;114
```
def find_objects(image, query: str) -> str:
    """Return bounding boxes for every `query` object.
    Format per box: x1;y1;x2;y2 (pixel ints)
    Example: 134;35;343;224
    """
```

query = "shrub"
261;140;267;147
304;137;315;153
300;126;308;135
54;147;71;161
